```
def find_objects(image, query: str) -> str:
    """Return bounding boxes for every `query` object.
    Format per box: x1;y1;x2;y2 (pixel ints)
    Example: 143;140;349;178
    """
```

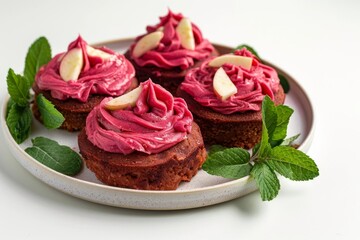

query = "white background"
0;0;359;239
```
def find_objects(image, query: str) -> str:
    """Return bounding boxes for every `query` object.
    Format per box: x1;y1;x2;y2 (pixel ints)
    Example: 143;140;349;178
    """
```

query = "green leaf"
25;137;82;176
262;95;277;142
281;134;300;146
6;68;30;106
208;145;227;155
268;146;319;181
271;105;293;144
278;73;290;93
234;44;260;58
257;122;271;159
24;36;51;86
6;97;15;118
250;162;280;201
202;148;252;179
262;96;293;147
6;103;32;144
252;143;260;156
36;94;64;129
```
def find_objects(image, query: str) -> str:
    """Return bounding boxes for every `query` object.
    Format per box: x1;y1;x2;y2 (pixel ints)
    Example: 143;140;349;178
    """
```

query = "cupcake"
33;35;136;131
125;10;217;95
78;79;206;190
177;48;286;149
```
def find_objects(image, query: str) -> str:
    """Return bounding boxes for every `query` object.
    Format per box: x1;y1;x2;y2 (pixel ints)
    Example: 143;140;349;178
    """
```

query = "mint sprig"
5;37;81;177
25;137;82;176
202;96;319;201
5;37;64;143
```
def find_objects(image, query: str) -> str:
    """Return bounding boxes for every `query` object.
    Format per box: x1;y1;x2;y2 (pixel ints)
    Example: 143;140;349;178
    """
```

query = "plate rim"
0;39;315;210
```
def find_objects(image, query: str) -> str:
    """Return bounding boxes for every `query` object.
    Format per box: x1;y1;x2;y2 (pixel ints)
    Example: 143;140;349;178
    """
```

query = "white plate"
0;39;315;210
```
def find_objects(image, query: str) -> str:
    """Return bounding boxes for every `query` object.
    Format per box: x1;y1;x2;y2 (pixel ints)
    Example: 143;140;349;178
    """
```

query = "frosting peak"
86;80;193;154
130;10;214;70
180;48;281;114
67;36;112;72
35;35;135;102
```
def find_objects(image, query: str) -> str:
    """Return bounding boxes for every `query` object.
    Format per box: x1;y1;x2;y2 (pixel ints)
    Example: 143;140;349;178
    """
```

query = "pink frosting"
85;80;193;154
180;48;280;114
129;10;214;70
35;36;135;102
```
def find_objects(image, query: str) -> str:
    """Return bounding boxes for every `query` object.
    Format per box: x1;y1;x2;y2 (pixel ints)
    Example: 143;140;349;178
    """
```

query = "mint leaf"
250;162;280;201
262;96;293;147
24;36;51;86
6;97;15;118
252;143;260;156
6;68;29;106
36;94;64;129
208;145;227;155
234;44;260;58
281;134;300;146
25;137;82;176
262;96;277;143
203;148;252;179
6;103;32;144
268;146;319;181
257;122;271;159
278;73;290;93
271;105;293;144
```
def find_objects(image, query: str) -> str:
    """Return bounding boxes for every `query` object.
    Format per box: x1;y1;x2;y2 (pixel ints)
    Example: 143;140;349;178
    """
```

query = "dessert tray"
0;39;314;210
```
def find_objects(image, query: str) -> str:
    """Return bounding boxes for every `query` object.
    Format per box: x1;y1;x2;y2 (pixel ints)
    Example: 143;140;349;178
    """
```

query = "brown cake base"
32;83;105;131
124;49;218;95
176;87;286;149
78;122;207;190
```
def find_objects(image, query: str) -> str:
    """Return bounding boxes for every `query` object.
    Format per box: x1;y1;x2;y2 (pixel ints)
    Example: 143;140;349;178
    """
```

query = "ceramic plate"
0;39;315;210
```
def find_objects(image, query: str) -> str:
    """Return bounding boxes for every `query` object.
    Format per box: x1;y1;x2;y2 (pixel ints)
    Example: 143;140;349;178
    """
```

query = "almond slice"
213;67;237;101
59;48;84;81
104;85;143;110
133;31;164;58
209;55;253;70
176;18;195;50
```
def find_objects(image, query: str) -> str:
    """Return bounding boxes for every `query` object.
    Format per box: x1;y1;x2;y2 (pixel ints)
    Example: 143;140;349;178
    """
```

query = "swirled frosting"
86;80;193;154
180;48;280;114
35;36;135;102
129;10;214;70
